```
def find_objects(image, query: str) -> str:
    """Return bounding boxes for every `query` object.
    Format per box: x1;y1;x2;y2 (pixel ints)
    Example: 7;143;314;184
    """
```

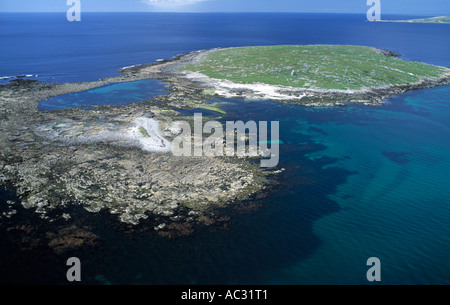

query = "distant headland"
379;16;450;24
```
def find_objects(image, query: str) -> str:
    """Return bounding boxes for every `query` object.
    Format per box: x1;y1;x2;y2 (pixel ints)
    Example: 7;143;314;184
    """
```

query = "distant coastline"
378;16;450;24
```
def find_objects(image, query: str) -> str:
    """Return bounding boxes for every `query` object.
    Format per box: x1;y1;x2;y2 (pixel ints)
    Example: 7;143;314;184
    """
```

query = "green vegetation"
203;89;216;96
384;16;450;24
186;101;227;115
181;45;448;90
139;126;151;138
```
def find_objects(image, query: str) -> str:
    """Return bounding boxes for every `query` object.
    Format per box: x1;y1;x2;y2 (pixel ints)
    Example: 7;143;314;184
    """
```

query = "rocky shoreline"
0;51;277;253
160;47;450;107
1;47;450;254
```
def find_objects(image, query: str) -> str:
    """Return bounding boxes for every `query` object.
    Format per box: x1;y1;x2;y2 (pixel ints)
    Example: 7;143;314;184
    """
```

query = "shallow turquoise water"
36;84;450;284
170;85;448;285
38;79;167;111
4;81;450;285
244;86;450;284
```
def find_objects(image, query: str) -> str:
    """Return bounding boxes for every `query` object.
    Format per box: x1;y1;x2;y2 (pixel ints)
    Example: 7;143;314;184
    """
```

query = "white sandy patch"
184;71;357;101
185;71;298;100
35;117;172;153
131;117;171;152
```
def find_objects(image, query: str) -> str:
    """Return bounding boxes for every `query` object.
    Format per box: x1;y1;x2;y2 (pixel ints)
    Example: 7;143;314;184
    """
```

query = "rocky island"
175;45;450;106
1;44;450;252
0;57;274;250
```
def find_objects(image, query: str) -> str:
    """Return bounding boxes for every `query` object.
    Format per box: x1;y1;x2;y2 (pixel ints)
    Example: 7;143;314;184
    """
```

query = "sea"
0;12;449;285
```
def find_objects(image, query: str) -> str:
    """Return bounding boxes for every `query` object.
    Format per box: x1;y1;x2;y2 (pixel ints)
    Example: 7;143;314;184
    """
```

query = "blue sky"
1;0;449;15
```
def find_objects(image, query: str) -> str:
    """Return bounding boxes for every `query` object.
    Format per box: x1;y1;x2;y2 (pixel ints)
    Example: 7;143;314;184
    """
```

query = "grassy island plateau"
177;45;450;106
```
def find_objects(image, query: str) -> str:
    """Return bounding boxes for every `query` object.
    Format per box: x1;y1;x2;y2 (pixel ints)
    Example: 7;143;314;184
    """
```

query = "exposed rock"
157;222;195;238
0;55;272;231
46;225;100;254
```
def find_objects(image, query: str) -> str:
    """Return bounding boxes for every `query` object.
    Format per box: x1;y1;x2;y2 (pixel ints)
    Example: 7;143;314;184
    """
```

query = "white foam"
0;74;38;80
121;65;137;69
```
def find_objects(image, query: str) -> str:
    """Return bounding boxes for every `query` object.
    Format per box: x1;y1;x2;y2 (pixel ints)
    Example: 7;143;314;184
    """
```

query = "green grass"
180;45;447;90
139;126;151;138
203;89;216;95
186;101;227;115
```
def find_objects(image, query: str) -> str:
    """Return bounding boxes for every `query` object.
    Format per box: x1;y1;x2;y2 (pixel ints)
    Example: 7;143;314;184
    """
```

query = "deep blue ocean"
1;13;449;285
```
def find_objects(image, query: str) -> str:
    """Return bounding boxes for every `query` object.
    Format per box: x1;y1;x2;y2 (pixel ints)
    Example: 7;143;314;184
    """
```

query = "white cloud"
142;0;210;7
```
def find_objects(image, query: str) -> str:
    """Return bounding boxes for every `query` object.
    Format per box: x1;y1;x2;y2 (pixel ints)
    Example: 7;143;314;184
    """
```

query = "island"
173;45;450;106
1;44;450;251
379;16;450;24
